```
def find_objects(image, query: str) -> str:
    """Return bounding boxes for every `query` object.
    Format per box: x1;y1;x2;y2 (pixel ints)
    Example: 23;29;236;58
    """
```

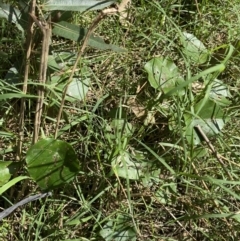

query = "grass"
1;0;240;240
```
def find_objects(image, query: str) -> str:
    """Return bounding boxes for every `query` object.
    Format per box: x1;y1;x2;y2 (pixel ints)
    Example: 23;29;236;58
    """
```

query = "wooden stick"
17;0;37;160
30;13;51;144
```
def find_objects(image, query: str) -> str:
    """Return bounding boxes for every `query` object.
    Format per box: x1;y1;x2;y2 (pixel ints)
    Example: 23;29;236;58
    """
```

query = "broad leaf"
112;152;140;180
181;32;209;64
191;146;208;159
0;161;21;187
4;67;19;84
67;77;90;101
210;79;232;106
184;99;229;145
144;57;184;94
48;51;77;71
26;138;80;191
155;182;177;205
0;3;23;32
48;55;62;71
111;150;159;182
42;0;116;12
184;113;201;145
110;119;134;137
100;214;136;241
211;79;230;98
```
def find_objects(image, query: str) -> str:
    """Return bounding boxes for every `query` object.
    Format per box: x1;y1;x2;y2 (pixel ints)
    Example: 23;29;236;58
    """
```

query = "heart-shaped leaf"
26;138;80;191
100;214;136;241
67;77;90;101
184;99;229;145
0;161;21;187
144;57;184;94
112;152;140;180
181;32;209;64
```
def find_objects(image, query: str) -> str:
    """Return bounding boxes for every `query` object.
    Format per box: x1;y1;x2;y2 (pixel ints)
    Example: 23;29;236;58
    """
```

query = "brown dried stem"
30;13;51;144
17;0;37;160
54;8;118;139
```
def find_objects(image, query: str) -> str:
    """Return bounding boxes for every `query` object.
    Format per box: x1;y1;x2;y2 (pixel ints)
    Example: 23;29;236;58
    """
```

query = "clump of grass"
1;0;240;240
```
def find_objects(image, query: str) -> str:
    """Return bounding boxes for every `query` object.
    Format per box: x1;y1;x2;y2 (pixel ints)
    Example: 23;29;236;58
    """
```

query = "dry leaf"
127;97;146;118
192;81;204;93
144;112;156;125
118;0;131;26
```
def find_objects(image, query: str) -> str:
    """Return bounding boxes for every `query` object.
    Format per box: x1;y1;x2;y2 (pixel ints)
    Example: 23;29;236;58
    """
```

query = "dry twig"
30;13;51;144
17;0;37;160
54;8;118;138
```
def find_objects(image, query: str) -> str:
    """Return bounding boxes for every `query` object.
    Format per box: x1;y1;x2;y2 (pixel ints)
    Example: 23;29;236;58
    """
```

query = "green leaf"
111;150;159;182
67;77;90;101
0;131;14;138
191;146;208;159
155;182;177;205
110;119;134;137
184;99;229;145
194;99;229;136
112;152;140;180
48;55;61;71
48;51;80;72
144;57;184;94
193;118;225;136
0;176;30;195
0;161;21;187
181;32;209;64
42;0;116;11
141;167;161;187
52;21;126;52
0;3;23;32
211;79;230;97
26;138;80;191
184;113;200;145
5;67;19;84
0;51;8;58
0;93;37;100
163;64;225;98
210;79;232;106
135;139;175;175
100;214;136;241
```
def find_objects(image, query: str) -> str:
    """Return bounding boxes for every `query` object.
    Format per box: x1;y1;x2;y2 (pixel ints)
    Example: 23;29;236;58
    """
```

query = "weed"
0;0;240;240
